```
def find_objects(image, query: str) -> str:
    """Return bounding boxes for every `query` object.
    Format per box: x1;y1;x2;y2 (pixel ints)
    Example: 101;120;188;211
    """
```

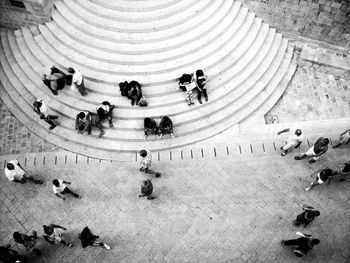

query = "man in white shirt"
5;160;42;184
139;150;161;177
52;179;80;200
33;99;59;130
277;128;303;156
68;67;88;96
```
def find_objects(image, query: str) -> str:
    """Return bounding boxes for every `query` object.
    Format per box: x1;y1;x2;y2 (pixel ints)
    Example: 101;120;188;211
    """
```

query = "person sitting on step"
96;101;115;137
157;116;174;139
127;80;142;106
333;129;350;148
139;179;155;200
68;67;88;96
144;117;157;140
33;99;59;130
42;66;66;95
179;73;195;105
194;69;208;104
75;111;92;135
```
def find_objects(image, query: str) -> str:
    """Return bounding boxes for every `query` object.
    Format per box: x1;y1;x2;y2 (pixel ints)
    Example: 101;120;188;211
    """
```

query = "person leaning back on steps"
68;67;88;96
5;160;42;184
33;99;59;130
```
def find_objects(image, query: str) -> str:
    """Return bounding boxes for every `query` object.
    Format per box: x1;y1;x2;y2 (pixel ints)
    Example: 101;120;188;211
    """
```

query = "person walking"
294;205;320;227
295;137;329;163
277;128;303;156
0;244;27;263
281;232;319;257
139;150;161;177
52;179;81;200
332;129;350;148
5;160;42;184
13;231;41;256
305;168;333;191
43;224;73;247
194;69;208;104
78;227;110;249
139;179;155;200
68;67;87;96
33;99;59;130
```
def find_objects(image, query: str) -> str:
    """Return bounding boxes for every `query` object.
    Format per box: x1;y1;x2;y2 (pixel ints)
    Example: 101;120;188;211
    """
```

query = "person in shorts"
5;160;42;184
52;179;80;200
305;168;333;191
295;137;329;163
277;128;303;156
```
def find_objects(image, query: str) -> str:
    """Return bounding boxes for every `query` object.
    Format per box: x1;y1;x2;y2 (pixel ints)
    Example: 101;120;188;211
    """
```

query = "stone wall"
0;0;54;29
238;0;350;49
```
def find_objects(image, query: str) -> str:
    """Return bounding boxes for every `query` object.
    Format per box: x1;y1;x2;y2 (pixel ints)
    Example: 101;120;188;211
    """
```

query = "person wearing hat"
295;137;329;163
277;128;303;156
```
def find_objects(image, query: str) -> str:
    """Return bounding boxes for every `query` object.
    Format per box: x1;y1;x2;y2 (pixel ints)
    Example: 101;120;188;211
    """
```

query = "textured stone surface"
238;0;350;48
266;62;350;123
0;146;349;262
0;98;60;155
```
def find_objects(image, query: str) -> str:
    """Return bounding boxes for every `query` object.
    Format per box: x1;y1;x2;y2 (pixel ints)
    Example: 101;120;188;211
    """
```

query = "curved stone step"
88;0;182;12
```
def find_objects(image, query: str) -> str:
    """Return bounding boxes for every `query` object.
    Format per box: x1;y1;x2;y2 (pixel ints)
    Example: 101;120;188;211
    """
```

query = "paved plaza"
0;144;349;262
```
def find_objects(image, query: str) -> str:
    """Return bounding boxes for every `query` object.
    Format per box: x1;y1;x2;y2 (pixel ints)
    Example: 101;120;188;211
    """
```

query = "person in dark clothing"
13;231;41;256
295;137;329;163
139;179;155;200
305;168;333;191
119;81;130;97
144;117;157;140
42;66;66;95
294;205;320;227
282;232;319;257
78;227;110;249
329;161;350;183
0;244;27;263
33;99;59;130
127;81;142;106
157;116;174;139
96;101;115;137
75;111;92;135
195;69;208;104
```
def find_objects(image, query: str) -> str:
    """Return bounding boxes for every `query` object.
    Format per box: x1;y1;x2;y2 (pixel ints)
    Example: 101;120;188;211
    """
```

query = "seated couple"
144;116;174;140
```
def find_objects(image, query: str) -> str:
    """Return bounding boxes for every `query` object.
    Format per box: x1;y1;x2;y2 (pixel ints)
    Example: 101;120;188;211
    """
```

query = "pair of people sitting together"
144;116;174;140
119;80;146;106
179;69;208;105
75;101;115;138
42;66;88;97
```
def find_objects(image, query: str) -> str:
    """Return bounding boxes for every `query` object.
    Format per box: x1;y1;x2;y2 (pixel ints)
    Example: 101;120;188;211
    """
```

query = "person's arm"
75;115;80;131
277;128;290;135
13;178;26;184
43;235;56;244
294;141;302;149
62;180;71;184
340;129;350;136
302;204;314;211
55;193;66;200
50;224;67;230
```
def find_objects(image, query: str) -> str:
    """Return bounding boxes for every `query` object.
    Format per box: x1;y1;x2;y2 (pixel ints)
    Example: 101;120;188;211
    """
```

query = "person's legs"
77;80;87;96
281;142;294;156
295;146;314;160
305;178;320;191
63;187;80;198
95;121;105;138
23;174;42;184
106;109;114;127
45;116;58;130
145;168;161;178
202;88;208;101
282;239;300;246
197;89;202;104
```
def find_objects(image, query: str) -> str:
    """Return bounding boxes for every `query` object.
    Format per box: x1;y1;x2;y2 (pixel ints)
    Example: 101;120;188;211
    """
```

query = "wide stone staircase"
0;0;297;160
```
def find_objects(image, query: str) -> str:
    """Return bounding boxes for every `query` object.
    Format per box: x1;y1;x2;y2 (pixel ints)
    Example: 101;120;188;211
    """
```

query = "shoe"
131;101;135;106
98;131;105;138
281;151;287;156
74;194;81;199
144;135;148;140
198;100;202;104
109;122;113;128
155;173;161;178
280;146;284;150
187;102;191;106
103;243;110;250
295;156;303;160
305;187;311;191
34;179;43;184
68;243;73;247
205;97;208;102
170;133;174;138
147;196;155;200
308;159;316;164
49;125;56;130
158;134;163;139
191;101;194;105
